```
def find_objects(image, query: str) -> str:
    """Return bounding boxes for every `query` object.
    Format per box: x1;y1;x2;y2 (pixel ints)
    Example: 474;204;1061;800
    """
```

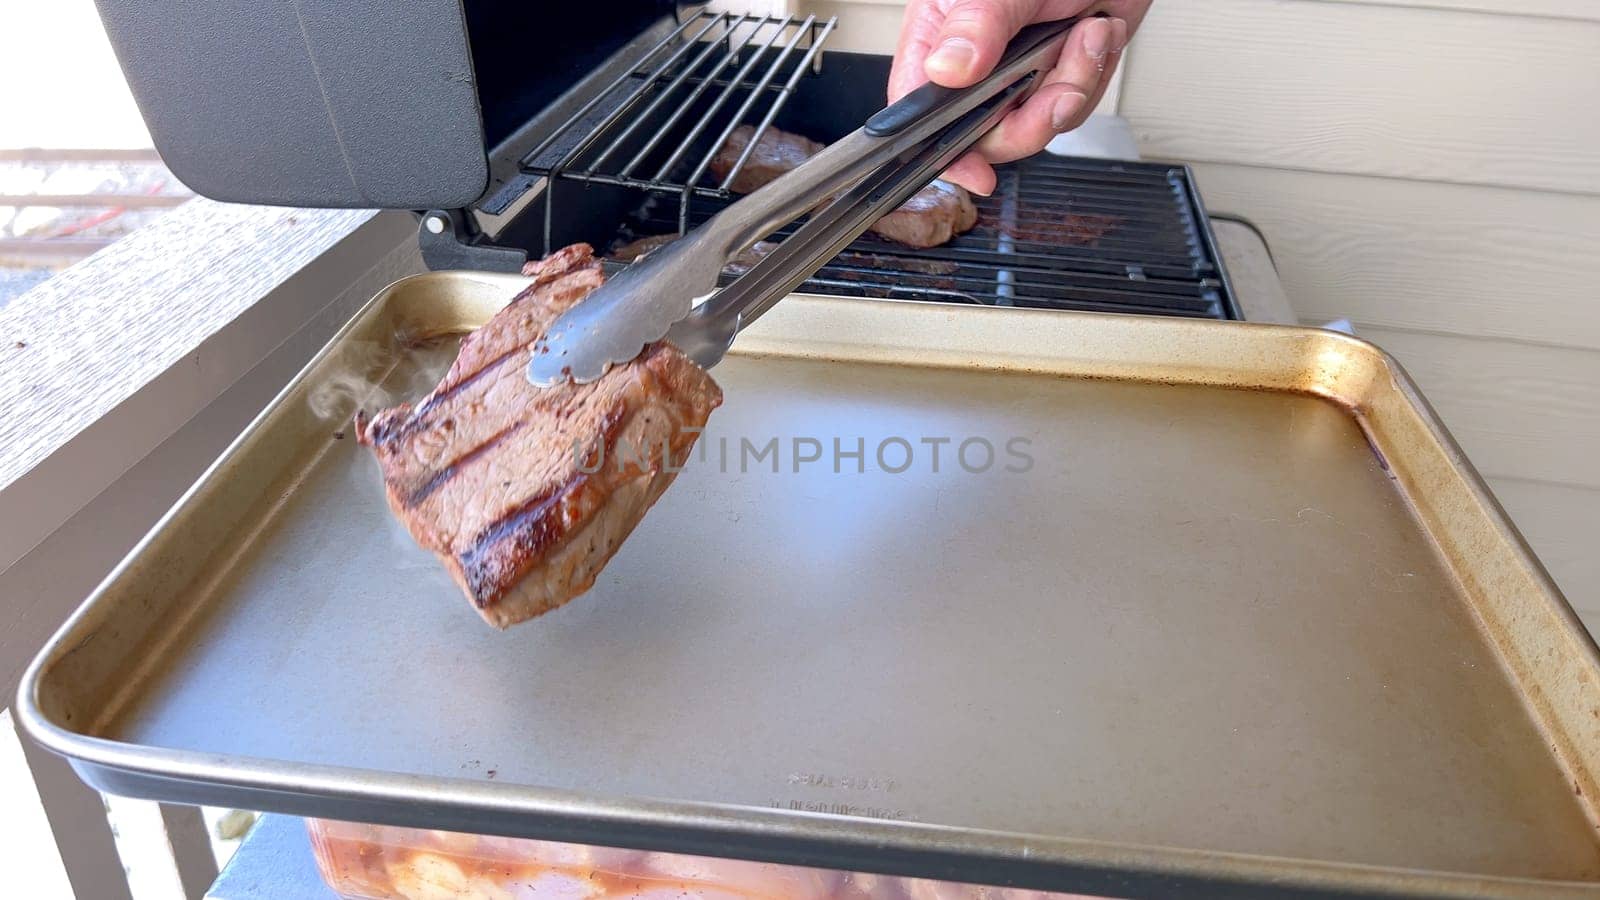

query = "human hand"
888;1;1150;195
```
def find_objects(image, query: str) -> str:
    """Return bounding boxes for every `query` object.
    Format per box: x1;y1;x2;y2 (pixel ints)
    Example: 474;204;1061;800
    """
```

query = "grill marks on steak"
709;124;978;249
356;243;721;628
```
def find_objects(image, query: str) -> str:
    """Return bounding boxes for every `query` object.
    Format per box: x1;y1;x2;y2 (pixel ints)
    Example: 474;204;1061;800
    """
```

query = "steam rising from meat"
306;335;452;421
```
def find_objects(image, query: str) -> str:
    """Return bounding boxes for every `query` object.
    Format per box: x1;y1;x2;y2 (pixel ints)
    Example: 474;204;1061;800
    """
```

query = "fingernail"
926;38;978;79
1110;17;1130;52
1083;18;1112;60
1051;91;1090;131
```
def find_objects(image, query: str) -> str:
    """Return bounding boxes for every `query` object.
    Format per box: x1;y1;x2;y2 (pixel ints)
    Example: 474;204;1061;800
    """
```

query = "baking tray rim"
24;730;1600;900
16;271;1600;899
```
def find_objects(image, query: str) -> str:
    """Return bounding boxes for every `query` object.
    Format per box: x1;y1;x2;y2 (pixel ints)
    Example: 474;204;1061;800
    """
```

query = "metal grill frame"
511;10;1237;321
520;11;838;252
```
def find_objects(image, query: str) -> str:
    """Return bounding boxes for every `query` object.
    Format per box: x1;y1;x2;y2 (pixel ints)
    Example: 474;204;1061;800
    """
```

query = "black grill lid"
90;0;678;208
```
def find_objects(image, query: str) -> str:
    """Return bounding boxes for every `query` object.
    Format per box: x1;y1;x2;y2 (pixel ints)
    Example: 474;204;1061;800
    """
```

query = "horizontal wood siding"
797;2;1125;112
1121;0;1600;619
1305;0;1600;22
1489;477;1600;610
1357;326;1600;489
1188;164;1600;351
1121;0;1600;195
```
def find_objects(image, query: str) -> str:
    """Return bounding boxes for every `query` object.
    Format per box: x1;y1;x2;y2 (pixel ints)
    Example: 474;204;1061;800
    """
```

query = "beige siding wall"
715;0;1128;111
1119;0;1600;617
745;1;1600;616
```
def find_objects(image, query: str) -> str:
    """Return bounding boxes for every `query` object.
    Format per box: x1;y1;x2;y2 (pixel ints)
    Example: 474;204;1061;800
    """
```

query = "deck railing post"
160;804;219;899
14;715;134;900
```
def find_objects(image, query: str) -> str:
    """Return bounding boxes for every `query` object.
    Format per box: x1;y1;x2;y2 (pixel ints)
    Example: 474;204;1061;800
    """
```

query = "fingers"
971;14;1119;165
970;82;1090;168
894;0;1148;192
888;0;951;102
921;0;1042;88
1076;16;1129;118
940;151;998;195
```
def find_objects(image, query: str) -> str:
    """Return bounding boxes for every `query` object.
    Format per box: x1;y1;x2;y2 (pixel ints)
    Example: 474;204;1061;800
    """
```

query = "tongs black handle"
864;19;1082;138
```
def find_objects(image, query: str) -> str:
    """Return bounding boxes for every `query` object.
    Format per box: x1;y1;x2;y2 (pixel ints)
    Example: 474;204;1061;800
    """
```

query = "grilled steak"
833;250;959;277
609;234;778;272
709;124;978;249
868;178;979;249
719;241;779;276
709;125;823;194
356;243;722;628
608;233;678;263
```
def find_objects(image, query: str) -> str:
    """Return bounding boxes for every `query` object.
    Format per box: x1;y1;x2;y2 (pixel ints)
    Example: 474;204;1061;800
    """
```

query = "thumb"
923;0;1046;88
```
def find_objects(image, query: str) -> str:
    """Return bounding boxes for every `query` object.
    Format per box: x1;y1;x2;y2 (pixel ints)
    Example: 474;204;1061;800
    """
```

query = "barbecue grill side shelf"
18;275;1600;899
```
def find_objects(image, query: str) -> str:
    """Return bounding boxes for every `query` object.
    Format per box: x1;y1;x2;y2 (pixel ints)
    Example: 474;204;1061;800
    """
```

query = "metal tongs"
527;19;1078;387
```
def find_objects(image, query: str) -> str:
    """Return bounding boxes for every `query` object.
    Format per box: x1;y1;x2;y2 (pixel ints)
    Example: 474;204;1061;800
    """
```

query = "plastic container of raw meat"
306;818;1106;900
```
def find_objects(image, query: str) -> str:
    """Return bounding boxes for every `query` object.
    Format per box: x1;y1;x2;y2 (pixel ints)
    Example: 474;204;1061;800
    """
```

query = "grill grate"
521;11;837;244
517;9;1235;320
614;154;1238;320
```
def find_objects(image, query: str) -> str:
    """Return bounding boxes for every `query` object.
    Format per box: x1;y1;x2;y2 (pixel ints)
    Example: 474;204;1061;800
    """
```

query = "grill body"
505;35;1237;320
91;1;1236;319
664;154;1237;319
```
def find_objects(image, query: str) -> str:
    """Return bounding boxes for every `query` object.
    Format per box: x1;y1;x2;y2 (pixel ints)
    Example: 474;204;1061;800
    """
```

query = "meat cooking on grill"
609;235;962;296
609;234;778;272
710;125;823;194
355;243;721;628
867;179;980;250
609;233;679;263
710;124;978;249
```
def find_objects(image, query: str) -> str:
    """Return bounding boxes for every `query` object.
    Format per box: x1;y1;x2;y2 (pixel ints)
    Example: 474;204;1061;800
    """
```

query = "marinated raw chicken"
709;124;978;248
310;822;1107;900
355;244;721;628
640;852;843;897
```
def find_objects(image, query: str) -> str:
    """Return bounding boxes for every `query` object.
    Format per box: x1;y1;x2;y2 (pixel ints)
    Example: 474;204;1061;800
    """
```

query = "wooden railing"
0;148;193;268
0;190;419;897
